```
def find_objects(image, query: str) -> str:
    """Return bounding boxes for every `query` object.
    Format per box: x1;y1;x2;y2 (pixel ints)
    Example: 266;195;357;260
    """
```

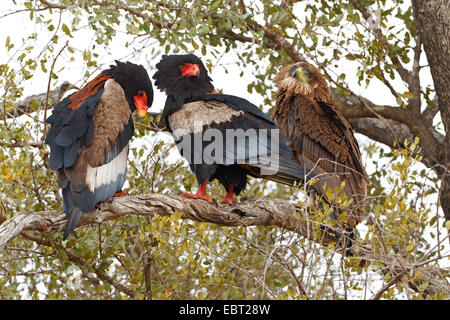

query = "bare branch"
43;43;68;139
0;192;448;297
372;270;407;300
261;24;306;63
20;231;135;297
422;97;440;126
0;193;341;251
38;0;67;10
3;81;75;118
0;141;44;148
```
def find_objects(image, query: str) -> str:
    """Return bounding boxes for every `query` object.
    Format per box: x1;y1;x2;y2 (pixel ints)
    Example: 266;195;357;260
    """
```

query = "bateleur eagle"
45;61;153;239
273;62;369;230
153;54;314;204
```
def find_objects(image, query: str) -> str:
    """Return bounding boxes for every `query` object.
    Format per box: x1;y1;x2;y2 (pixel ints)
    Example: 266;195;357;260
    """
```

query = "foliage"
0;0;448;300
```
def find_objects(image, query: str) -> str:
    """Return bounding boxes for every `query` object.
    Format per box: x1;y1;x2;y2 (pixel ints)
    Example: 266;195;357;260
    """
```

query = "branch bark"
0;193;340;250
0;193;448;297
334;87;445;171
2;81;74;118
412;0;450;221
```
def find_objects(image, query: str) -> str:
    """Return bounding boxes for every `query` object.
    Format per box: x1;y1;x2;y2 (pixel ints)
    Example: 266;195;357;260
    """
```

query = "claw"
182;191;214;203
182;181;214;203
114;190;127;197
220;197;238;205
220;185;238;205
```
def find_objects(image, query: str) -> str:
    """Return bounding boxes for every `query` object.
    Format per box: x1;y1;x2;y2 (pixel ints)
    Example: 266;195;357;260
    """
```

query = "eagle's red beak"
134;91;148;117
180;63;200;77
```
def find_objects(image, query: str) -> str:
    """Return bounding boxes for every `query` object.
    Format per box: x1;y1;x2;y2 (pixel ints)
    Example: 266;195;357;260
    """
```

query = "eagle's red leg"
114;190;127;197
221;185;237;205
183;181;214;203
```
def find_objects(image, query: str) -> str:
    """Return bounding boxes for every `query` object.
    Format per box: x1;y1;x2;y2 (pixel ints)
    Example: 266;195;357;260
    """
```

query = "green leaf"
62;23;73;37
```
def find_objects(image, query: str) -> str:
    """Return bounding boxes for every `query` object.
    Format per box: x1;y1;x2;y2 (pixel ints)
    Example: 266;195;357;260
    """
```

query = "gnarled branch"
0;193;340;251
0;193;448;297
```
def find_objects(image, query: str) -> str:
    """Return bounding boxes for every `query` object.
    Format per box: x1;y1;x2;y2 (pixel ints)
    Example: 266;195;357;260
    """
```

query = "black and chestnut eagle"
153;54;313;204
273;62;369;229
45;61;153;239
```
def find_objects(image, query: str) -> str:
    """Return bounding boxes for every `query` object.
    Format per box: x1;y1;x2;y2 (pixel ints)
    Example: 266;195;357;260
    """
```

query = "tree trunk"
412;0;450;221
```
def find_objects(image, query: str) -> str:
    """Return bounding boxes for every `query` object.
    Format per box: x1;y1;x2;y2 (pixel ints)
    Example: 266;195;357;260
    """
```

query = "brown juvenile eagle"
272;62;369;230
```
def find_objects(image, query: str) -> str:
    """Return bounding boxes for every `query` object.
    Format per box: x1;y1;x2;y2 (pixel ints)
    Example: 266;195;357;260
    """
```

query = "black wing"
169;97;315;188
46;78;134;239
45;88;103;170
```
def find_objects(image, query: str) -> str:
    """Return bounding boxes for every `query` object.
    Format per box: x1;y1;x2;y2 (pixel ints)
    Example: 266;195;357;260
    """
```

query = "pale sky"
1;1;425;112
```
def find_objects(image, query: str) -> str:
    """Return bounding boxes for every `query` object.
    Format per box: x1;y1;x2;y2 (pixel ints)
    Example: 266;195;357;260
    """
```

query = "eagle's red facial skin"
179;63;200;77
134;91;148;117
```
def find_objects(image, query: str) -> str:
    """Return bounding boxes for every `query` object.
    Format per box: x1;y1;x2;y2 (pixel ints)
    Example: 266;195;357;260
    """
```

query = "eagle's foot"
114;190;127;197
221;185;238;205
220;196;238;205
182;191;214;203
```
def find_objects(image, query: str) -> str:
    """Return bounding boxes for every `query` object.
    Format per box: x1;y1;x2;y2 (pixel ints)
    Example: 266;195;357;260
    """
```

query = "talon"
114;190;127;197
220;197;238;205
221;185;238;205
198;194;214;203
182;181;214;203
182;191;198;199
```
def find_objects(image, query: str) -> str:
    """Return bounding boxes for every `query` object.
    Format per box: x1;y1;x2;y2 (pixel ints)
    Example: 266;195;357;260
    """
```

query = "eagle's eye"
290;65;298;75
304;70;313;79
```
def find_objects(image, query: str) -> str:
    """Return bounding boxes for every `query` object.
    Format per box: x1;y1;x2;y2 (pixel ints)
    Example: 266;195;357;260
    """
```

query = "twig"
372;270;407;300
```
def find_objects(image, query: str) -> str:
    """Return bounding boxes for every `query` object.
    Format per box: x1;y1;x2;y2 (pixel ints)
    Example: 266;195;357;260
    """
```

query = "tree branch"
3;81;74;119
38;0;67;10
260;24;306;63
0;141;45;148
20;231;135;297
0;193;448;297
334;87;445;172
0;193;341;251
349;0;412;86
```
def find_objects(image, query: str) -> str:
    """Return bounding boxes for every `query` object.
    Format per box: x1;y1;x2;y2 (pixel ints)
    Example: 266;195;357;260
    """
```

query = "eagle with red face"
273;62;369;230
153;54;314;204
45;61;153;239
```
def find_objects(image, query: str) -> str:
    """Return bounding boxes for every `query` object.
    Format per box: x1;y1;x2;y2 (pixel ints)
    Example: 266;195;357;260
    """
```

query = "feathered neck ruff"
273;64;332;105
106;60;154;111
153;54;214;108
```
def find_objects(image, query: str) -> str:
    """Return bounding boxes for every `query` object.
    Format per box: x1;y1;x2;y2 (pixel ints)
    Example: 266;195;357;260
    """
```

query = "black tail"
261;154;316;189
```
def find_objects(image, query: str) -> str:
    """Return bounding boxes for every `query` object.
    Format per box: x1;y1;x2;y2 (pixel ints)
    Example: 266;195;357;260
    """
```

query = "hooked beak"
137;106;148;118
291;67;302;79
134;92;149;118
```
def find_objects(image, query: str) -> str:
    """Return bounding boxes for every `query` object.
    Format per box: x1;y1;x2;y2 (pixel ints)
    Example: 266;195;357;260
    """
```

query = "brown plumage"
273;62;369;229
45;61;153;240
84;79;131;167
68;73;113;110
